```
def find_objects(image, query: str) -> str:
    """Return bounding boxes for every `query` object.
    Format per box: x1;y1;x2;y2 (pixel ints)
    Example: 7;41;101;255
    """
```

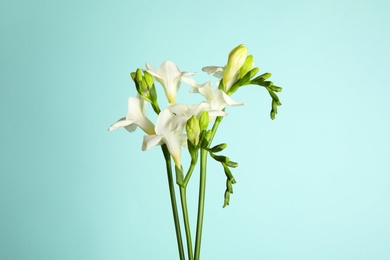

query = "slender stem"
192;116;224;259
161;145;185;260
179;186;194;260
184;153;198;187
209;116;224;144
194;148;208;260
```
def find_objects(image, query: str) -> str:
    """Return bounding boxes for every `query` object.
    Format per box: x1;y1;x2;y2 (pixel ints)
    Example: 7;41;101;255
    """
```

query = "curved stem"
179;186;194;260
161;145;185;260
184;153;198;187
194;148;208;260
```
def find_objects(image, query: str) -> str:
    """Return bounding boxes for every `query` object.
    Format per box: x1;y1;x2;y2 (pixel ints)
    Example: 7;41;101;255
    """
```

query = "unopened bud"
186;116;200;145
223;44;248;86
238;55;253;79
144;71;154;88
199;111;209;131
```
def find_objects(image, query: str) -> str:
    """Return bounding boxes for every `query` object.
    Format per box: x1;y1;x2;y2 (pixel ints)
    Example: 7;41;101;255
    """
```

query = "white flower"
142;102;225;167
189;81;244;113
142;108;187;167
108;96;155;135
168;102;225;121
145;60;195;104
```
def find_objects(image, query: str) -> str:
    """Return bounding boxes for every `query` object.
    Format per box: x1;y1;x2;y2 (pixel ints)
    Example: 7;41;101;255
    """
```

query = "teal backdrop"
1;0;390;259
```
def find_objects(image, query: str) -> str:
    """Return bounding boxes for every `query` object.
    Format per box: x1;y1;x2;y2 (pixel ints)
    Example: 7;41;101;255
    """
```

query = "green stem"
194;148;208;260
193;116;224;259
184;153;198;187
209;116;224;144
161;145;185;260
179;186;194;260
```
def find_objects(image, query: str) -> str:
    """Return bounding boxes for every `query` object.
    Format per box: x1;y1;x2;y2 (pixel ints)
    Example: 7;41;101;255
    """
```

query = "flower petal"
142;134;164;151
127;97;155;135
202;66;224;78
108;117;135;131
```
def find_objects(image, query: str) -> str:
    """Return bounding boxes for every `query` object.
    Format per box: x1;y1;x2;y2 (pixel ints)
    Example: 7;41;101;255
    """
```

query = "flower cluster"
109;44;283;209
109;44;283;260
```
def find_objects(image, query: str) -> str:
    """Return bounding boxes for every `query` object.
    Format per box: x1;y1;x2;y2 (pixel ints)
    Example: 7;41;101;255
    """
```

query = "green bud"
223;164;236;183
269;85;282;92
225;160;238;168
199;111;209;131
270;110;276;120
227;179;233;193
205;130;212;141
209;143;227;153
223;190;230;208
136;68;143;83
238;55;253;79
130;72;136;81
144;71;154;88
267;88;280;103
186;116;200;145
210;152;230;163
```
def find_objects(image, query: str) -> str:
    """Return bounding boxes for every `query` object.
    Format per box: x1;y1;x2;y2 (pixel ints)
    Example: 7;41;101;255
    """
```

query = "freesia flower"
168;102;226;121
189;81;244;114
145;60;195;104
142;108;187;167
108;96;155;135
142;102;226;167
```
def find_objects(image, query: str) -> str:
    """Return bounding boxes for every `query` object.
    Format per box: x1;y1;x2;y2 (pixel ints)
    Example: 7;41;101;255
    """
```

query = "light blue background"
1;0;389;259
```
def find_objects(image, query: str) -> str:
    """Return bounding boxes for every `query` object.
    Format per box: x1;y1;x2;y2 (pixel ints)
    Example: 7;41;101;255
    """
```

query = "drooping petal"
108;96;155;135
189;81;213;101
142;134;164;151
127;97;155;135
202;66;224;78
211;90;244;110
108;117;135;132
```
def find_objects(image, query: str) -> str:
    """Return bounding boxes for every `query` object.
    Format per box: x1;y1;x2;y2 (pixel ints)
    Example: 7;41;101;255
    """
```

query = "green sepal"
175;165;184;188
209;143;227;153
187;139;199;162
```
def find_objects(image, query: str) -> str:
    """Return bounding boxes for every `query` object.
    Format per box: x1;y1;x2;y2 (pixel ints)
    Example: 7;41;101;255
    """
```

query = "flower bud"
186;116;200;145
199;111;209;131
144;71;154;88
223;44;248;86
238;55;253;79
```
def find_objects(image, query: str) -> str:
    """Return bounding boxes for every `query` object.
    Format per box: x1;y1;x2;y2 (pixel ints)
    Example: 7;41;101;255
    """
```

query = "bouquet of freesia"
109;44;282;260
